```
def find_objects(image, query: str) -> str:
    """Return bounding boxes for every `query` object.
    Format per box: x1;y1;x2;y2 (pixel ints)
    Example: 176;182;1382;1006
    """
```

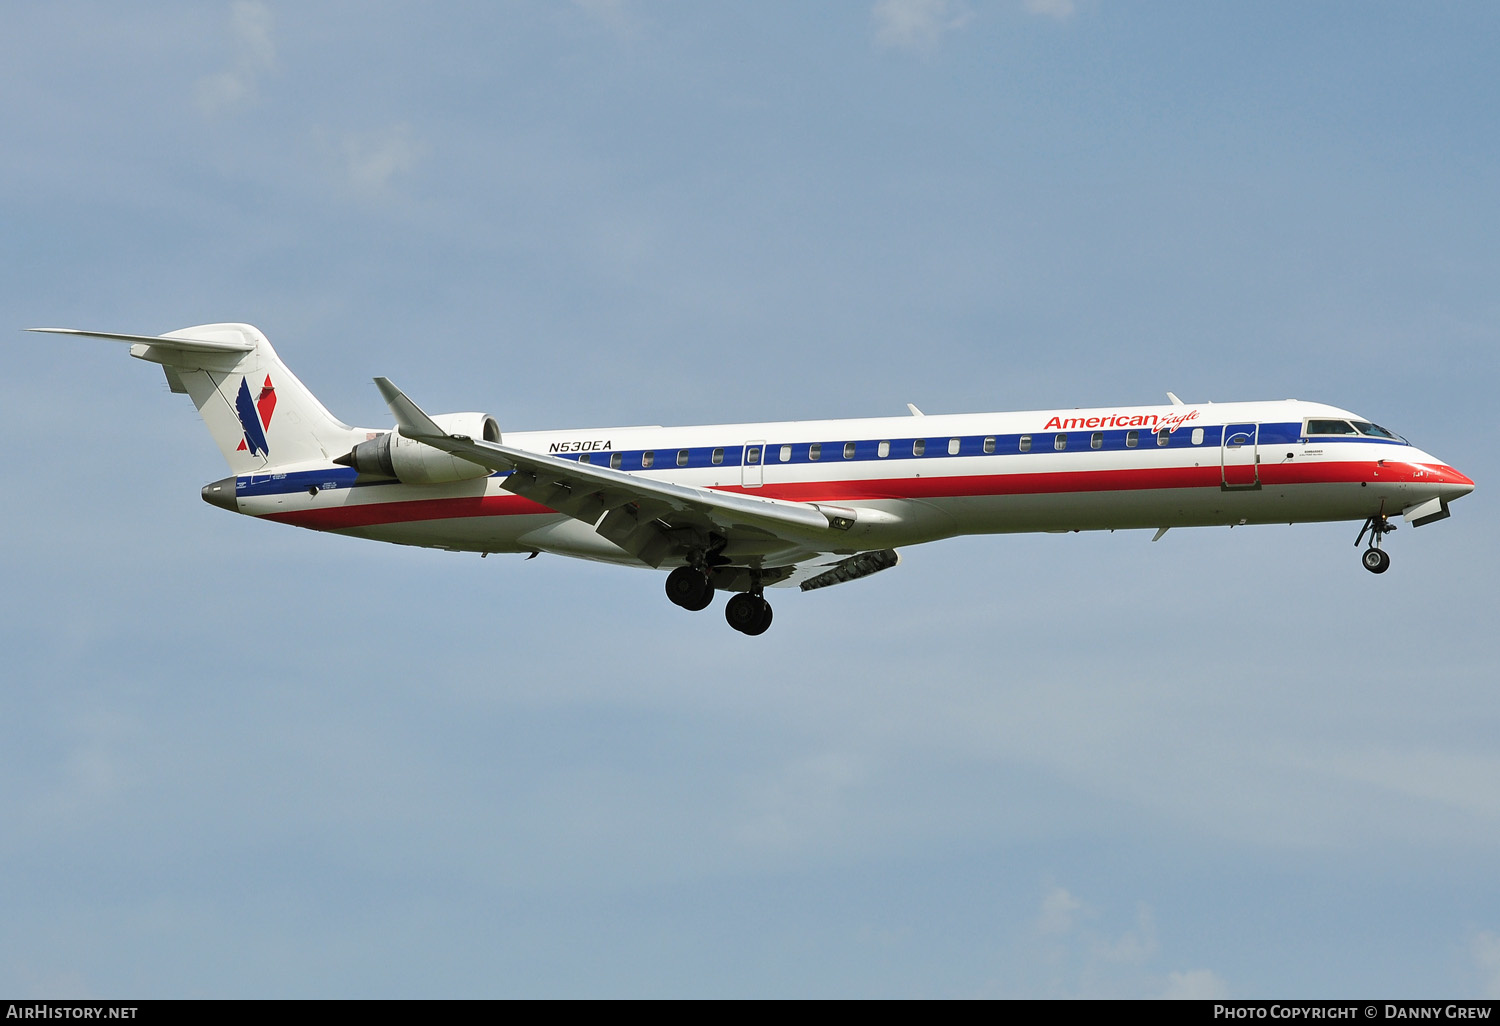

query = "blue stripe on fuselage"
237;466;362;496
231;420;1402;497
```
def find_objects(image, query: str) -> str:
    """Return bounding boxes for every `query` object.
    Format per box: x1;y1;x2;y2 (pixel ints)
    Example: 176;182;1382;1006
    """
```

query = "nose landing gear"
1355;515;1395;574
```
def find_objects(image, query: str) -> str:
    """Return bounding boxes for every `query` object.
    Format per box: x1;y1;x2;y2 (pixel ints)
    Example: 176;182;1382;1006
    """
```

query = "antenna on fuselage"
906;403;925;416
1166;392;1184;406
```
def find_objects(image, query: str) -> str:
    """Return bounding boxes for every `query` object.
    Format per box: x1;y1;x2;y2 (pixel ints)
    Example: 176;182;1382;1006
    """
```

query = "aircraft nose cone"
1442;465;1475;497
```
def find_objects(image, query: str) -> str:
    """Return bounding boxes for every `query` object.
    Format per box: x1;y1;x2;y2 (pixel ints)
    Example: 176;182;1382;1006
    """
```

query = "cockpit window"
1305;419;1358;436
1352;421;1401;440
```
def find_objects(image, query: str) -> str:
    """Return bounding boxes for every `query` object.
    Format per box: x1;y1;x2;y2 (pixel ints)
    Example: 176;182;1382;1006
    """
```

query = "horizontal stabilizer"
27;327;255;354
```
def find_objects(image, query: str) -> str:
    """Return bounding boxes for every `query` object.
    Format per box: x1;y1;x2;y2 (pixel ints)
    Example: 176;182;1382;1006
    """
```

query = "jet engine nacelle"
338;412;501;485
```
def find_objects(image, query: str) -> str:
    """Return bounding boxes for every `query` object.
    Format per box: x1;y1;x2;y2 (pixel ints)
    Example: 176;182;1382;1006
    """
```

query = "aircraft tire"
744;599;773;636
682;582;715;611
666;566;713;610
725;593;767;634
1362;548;1391;574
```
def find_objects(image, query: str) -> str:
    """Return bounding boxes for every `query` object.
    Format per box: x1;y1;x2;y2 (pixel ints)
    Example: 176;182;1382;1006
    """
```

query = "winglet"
374;377;447;440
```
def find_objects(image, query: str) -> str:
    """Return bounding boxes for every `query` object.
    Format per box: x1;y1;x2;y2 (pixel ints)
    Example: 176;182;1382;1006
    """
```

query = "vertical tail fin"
31;323;361;472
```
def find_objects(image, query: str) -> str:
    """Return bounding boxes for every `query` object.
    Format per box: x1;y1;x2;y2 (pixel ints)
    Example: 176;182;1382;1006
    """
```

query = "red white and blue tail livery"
35;323;1475;635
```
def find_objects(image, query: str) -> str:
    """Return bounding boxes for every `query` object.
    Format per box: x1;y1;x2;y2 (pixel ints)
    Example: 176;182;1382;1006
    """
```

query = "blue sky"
3;1;1497;997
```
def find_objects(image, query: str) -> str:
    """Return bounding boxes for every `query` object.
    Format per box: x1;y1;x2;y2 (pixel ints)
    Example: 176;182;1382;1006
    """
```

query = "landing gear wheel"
744;600;772;636
724;593;758;632
1354;515;1395;576
665;566;714;610
725;593;773;635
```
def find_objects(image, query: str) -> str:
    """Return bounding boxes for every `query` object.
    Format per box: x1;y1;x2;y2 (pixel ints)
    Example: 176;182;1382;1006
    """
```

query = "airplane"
33;322;1474;636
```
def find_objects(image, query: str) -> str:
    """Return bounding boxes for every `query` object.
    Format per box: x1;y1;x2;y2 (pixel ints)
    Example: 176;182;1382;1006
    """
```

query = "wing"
373;377;863;569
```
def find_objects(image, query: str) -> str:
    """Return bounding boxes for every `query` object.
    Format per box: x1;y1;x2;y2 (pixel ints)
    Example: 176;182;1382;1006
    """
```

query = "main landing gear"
1355;514;1395;574
724;592;773;636
665;565;714;610
664;565;775;635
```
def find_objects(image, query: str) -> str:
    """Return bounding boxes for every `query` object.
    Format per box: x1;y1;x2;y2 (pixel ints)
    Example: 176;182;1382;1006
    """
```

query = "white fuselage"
227;398;1473;571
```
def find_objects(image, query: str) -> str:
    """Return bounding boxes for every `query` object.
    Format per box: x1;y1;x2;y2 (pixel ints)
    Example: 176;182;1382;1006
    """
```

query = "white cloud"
1474;931;1500;999
1095;902;1157;966
1164;969;1231;999
872;0;972;55
194;1;275;116
1024;886;1226;999
1295;748;1500;826
1038;885;1086;936
1023;0;1076;20
339;123;424;200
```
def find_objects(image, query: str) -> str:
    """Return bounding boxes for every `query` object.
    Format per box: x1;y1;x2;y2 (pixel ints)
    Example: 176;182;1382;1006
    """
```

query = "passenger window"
843;442;856;459
948;438;960;455
1054;434;1067;451
1191;428;1204;445
677;449;690;467
1019;435;1032;453
610;452;622;470
711;448;724;465
1157;429;1170;447
983;436;995;454
1126;430;1139;448
579;453;591;464
809;443;821;461
642;451;655;468
878;440;890;458
913;439;926;457
779;444;791;463
745;447;759;465
1090;432;1102;450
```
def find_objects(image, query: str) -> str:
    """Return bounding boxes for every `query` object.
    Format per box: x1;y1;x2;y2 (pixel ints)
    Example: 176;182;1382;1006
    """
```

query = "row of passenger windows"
751;429;1184;461
579;428;1203;471
579;449;728;469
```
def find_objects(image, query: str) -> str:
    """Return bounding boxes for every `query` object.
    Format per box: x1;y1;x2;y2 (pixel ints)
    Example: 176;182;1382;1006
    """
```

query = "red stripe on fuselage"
715;460;1454;502
263;492;554;529
256;461;1461;529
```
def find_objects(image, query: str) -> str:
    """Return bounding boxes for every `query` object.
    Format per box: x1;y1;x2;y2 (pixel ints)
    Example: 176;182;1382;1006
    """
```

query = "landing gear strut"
1355;515;1395;575
665;565;714;610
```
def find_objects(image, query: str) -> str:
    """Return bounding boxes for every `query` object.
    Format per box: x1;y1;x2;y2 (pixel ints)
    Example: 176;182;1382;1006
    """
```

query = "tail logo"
234;375;277;456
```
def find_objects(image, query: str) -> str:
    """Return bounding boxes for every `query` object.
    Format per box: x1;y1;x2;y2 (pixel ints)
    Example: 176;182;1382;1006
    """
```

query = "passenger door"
1222;423;1259;488
742;439;765;488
